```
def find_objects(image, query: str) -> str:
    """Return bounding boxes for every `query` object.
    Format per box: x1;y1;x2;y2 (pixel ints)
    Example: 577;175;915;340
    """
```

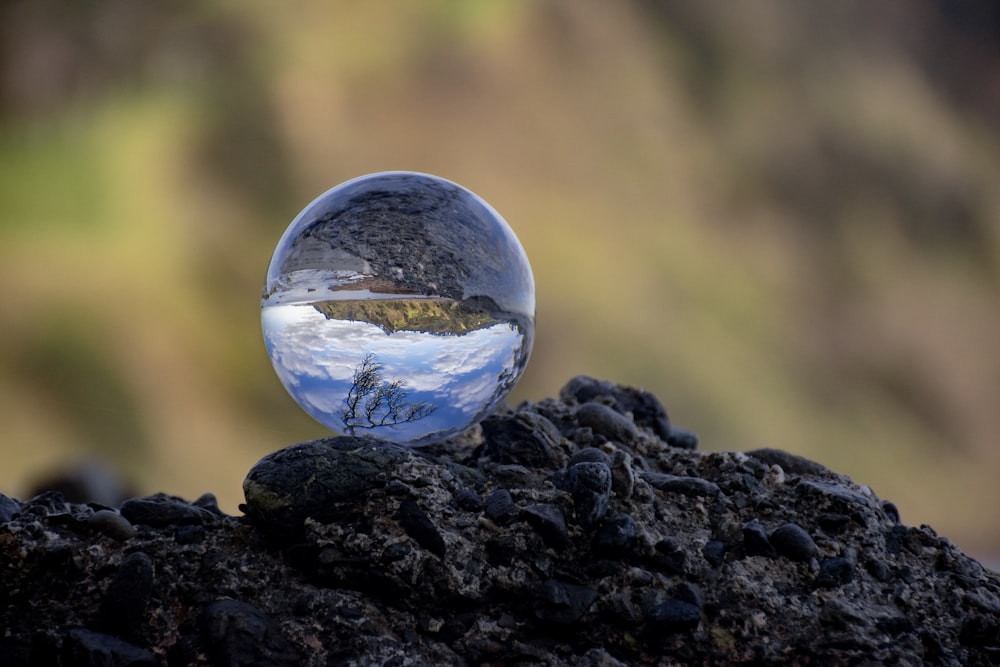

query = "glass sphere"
262;171;535;446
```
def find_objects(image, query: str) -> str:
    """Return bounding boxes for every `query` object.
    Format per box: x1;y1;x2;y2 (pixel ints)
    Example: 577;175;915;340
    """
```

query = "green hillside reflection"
313;298;500;336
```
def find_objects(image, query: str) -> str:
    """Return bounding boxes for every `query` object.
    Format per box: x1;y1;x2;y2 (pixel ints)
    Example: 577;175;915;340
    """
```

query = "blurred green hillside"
2;1;1000;560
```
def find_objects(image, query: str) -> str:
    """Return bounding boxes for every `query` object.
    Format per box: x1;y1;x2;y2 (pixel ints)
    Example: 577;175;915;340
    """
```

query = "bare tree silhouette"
342;353;435;434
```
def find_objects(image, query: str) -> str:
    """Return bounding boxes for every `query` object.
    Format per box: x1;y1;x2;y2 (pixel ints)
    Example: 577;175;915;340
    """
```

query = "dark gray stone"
100;551;154;637
560;376;673;442
576;402;640;444
769;523;817;562
397;498;446;558
746;448;829;476
563;462;612;529
743;520;777;558
120;495;216;527
522;504;570;550
591;514;638;558
815;557;855;588
242;437;409;532
568;448;610;466
665;426;699;450
479;412;563;467
87;509;135;541
647;599;701;632
62;627;156;667
702;540;726;567
0;493;20;523
641;472;721;497
453;488;484;512
201;599;303;667
650;537;687;574
484;489;518;523
533;579;599;624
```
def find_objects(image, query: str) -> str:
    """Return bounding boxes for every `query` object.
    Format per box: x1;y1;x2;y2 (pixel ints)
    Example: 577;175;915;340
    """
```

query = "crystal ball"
262;171;535;446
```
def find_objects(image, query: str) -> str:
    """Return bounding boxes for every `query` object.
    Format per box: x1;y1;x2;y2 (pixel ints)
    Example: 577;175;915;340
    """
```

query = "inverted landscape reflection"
262;301;528;445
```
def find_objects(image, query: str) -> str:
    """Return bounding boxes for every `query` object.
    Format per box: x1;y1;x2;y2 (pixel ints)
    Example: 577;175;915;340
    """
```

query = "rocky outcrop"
2;377;999;665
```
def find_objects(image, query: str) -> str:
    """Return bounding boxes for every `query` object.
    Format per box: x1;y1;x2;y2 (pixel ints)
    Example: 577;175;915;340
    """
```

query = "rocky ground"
2;376;1000;666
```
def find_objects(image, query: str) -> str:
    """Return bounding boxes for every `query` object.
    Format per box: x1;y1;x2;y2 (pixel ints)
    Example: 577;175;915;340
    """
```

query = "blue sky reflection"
261;303;526;444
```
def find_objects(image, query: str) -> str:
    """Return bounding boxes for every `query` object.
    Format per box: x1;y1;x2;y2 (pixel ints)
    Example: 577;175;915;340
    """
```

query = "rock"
746;447;829;476
568;447;610;466
816;557;855;588
560;376;673;442
665;425;699;450
647;599;702;632
88;509;136;540
478;411;563;467
484;488;518;523
0;493;20;523
120;494;217;527
1;377;998;665
576;402;640;444
99;551;154;637
591;513;638;558
559;461;612;529
702;540;726;567
453;488;484;512
521;503;570;550
769;523;818;562
397;498;446;558
641;472;721;497
241;437;408;532
61;627;156;667
743;520;777;558
201;599;303;667
533;579;599;624
650;537;688;574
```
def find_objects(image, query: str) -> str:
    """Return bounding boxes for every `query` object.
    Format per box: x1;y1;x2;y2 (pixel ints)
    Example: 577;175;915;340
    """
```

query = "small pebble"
120;495;217;528
397;498;446;558
454;488;484;512
576;402;639;444
484;489;518;523
608;449;635;499
815;557;855;588
560;376;672;441
62;627;156;667
882;501;901;524
769;523;817;562
88;509;136;541
666;426;699;450
591;514;637;558
568;448;610;467
193;493;226;517
641;473;721;498
647;599;701;632
201;599;303;667
702;540;726;567
743;520;777;558
672;582;704;610
564;462;612;529
99;551;154;636
479;412;562;467
533;579;599;624
521;504;570;550
745;448;828;476
174;525;206;545
651;537;687;574
0;492;21;523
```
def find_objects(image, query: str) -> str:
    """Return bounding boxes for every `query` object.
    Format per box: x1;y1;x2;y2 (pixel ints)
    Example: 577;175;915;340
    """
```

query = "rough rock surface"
3;376;1000;665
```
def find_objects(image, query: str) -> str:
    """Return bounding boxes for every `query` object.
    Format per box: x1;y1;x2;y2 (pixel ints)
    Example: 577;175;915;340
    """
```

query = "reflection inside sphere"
261;172;535;446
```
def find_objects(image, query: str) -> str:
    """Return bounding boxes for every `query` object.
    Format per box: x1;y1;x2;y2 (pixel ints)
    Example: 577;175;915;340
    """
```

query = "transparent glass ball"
262;171;535;446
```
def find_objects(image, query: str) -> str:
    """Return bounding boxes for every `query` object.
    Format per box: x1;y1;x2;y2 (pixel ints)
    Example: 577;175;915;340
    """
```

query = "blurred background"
2;0;999;561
